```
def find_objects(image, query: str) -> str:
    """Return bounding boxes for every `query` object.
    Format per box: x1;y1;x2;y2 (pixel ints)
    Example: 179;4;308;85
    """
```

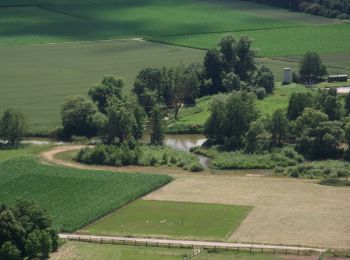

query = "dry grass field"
144;175;350;249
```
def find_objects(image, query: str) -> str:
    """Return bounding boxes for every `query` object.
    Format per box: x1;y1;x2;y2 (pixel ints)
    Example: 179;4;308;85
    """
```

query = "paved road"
59;233;327;254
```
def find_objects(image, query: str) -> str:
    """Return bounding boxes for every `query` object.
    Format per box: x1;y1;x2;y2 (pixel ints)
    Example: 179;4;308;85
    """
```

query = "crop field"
151;24;350;57
51;241;284;260
0;0;334;45
81;200;251;241
0;39;203;132
0;156;171;232
144;174;350;248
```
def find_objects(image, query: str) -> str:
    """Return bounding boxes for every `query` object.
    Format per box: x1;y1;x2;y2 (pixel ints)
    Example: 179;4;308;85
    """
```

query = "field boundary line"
59;233;327;254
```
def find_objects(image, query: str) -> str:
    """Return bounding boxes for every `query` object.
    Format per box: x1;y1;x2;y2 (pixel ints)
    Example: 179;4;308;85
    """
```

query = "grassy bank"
81;200;252;241
166;84;310;134
0;156;172;232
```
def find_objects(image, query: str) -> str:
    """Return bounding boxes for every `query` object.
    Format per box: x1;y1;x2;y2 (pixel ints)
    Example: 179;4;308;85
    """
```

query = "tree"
150;105;164;146
344;92;350;115
203;95;226;145
102;98;137;144
235;36;257;82
299;52;328;83
245;119;270;153
294;108;343;159
255;66;275;94
128;96;146;140
222;72;241;92
203;49;223;95
88;76;123;113
171;65;200;120
60;95;98;138
219;35;237;72
269;109;289;146
0;242;21;260
133;67;164;114
0;201;58;260
0;109;27;145
204;91;258;150
287;92;314;120
315;88;341;120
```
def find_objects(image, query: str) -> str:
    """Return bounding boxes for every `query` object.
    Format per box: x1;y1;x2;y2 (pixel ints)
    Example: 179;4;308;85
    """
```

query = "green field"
151;24;350;57
0;144;52;161
81;200;251;240
0;156;171;232
0;0;334;45
0;39;203;132
52;242;192;260
53;241;282;260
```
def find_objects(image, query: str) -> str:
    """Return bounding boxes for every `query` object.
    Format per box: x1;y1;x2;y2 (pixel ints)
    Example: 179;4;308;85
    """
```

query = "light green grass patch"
257;84;310;116
54;241;190;260
151;24;350;57
0;156;172;232
0;144;53;161
81;200;252;241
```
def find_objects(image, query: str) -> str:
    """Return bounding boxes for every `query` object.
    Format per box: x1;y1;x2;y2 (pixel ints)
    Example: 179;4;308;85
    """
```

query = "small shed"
283;68;292;84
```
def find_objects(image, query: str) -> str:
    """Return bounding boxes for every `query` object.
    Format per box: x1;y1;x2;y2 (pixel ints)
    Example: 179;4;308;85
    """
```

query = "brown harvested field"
143;174;350;249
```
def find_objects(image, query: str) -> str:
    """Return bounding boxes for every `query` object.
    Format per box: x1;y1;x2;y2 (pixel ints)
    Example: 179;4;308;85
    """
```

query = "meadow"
0;39;203;132
0;0;332;45
51;242;193;260
151;23;350;57
81;200;251;241
0;156;172;232
166;84;310;133
0;143;53;161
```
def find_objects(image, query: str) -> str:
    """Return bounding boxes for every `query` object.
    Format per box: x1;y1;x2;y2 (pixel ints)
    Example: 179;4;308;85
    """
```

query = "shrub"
189;162;204;172
255;87;267;100
76;144;202;171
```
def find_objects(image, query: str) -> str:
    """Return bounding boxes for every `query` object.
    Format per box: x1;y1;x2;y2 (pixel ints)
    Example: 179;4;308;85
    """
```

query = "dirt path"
41;145;350;249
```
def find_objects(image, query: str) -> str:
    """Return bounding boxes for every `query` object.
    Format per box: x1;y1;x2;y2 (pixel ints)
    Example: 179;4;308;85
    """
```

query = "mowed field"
81;200;251;241
51;241;284;260
144;174;350;248
0;156;171;232
0;0;334;45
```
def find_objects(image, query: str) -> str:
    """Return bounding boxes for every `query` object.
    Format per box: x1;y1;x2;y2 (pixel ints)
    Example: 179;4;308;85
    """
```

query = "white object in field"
283;68;292;84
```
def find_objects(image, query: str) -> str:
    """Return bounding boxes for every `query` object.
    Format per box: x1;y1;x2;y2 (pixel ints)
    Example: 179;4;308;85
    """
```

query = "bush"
189;162;204;172
76;144;203;171
255;87;267;100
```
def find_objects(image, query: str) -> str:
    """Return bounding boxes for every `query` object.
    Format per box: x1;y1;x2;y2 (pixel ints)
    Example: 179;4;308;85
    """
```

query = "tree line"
247;0;350;19
0;200;58;260
204;86;350;161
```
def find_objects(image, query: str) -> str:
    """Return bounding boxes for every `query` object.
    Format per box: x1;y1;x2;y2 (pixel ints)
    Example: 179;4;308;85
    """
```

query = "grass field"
0;144;52;161
0;156;171;232
0;39;203;132
144;174;350;248
51;242;192;260
51;241;283;260
81;200;251;241
151;23;350;57
0;0;335;45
